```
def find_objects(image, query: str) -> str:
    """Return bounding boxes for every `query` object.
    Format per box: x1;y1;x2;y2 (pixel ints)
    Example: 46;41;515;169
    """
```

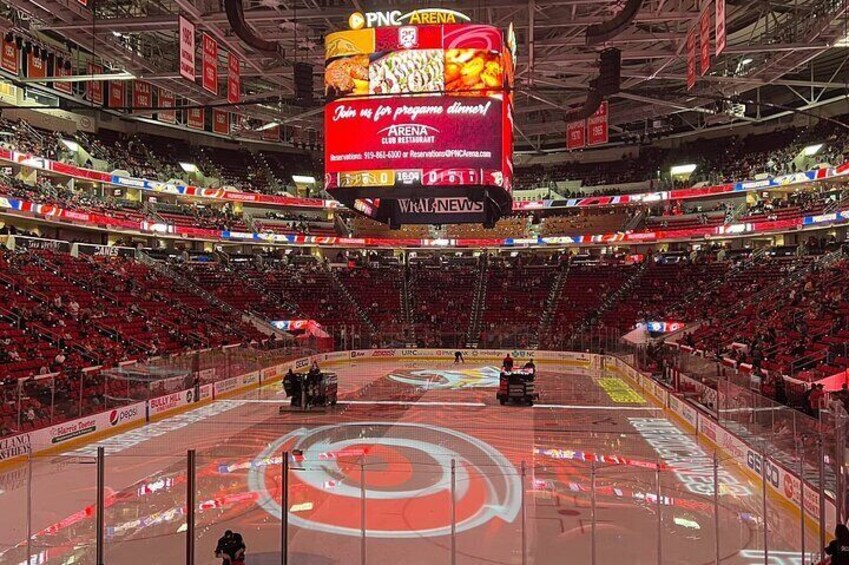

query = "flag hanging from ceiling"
178;15;196;81
202;33;218;95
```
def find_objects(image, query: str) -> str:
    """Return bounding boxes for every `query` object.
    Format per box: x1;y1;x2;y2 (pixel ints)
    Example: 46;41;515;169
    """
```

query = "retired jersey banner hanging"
187;106;204;129
715;0;726;56
1;41;18;75
158;89;176;124
587;101;608;146
700;8;711;75
202;33;218;95
133;81;152;108
179;15;196;81
27;52;47;80
567;120;585;150
53;61;73;94
227;52;240;104
213;109;230;134
86;63;103;104
108;80;125;109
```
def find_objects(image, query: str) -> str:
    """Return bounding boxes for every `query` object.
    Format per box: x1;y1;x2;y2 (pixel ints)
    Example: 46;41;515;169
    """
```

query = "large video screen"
325;95;505;188
324;21;514;224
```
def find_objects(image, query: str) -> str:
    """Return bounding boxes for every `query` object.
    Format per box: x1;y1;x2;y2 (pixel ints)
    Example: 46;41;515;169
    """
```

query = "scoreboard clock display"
324;17;515;227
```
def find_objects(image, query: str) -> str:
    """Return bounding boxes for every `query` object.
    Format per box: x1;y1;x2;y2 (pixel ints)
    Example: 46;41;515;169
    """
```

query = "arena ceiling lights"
9;0;849;150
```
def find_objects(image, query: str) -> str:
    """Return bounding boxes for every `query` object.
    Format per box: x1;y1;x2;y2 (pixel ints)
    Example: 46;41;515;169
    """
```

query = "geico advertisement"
325;95;502;173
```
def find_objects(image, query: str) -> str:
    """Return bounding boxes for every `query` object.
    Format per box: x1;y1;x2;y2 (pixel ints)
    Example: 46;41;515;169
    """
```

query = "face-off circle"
248;422;521;538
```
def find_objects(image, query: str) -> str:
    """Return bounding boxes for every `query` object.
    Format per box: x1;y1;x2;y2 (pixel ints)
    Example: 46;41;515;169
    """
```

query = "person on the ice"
825;524;849;564
215;530;235;564
454;351;465;363
283;369;296;397
229;532;246;565
523;358;536;374
502;354;514;372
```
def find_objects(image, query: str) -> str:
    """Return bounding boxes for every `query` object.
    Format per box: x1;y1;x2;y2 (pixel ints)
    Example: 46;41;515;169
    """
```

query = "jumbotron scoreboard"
324;8;515;227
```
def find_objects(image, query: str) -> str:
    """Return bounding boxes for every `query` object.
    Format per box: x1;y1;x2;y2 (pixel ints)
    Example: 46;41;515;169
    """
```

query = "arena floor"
0;359;819;564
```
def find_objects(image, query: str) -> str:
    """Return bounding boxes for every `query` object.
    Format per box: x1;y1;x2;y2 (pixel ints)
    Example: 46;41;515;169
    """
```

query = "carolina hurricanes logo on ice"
387;366;502;389
248;422;520;537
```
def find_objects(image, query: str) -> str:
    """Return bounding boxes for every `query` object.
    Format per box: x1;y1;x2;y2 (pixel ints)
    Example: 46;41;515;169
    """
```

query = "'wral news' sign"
394;197;485;224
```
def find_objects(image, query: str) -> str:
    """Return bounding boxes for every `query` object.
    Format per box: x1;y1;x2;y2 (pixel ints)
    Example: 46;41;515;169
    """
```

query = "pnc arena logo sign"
349;8;470;29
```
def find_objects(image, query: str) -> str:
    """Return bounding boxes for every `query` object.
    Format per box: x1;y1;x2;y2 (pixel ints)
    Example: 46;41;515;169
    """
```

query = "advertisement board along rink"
0;350;820;565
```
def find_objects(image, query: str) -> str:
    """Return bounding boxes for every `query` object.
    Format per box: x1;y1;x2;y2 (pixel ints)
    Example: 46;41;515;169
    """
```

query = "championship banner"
108;80;125;109
86;63;103;104
587;101;608;146
566;120;585;150
158;88;176;124
262;123;280;142
26;52;47;80
133;80;153;110
186;106;204;129
715;0;726;56
178;15;196;81
53;61;73;94
686;30;696;91
201;32;218;94
699;8;711;75
1;41;18;75
213;108;230;134
227;52;240;104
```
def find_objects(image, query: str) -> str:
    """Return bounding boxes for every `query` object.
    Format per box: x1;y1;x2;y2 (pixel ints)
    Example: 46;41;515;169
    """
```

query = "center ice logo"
248;422;521;538
387;366;502;389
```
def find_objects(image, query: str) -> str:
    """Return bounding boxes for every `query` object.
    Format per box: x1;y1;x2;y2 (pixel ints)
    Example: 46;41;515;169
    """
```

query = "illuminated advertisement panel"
324;18;513;226
325;95;502;176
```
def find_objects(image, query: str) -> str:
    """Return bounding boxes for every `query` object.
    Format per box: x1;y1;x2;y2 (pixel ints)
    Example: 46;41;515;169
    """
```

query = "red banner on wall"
158;89;176;124
227;52;240;104
53;61;73;94
202;33;218;95
587;101;609;146
27;52;47;80
715;0;726;56
1;41;18;75
686;30;696;91
133;81;152;108
108;80;125;109
700;8;711;76
213;109;230;134
86;63;103;104
186;107;204;130
179;15;196;81
262;124;280;142
567;120;585;150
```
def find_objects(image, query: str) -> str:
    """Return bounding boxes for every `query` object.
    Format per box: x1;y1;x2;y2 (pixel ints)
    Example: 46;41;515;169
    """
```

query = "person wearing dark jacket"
228;533;246;565
825;524;849;565
215;530;235;564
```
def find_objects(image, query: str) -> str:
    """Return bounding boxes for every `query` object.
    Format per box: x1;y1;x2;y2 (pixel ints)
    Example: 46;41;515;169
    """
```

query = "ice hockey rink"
0;357;822;565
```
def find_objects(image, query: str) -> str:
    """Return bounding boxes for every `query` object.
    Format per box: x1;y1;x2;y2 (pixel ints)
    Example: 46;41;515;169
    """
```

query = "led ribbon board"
324;18;515;226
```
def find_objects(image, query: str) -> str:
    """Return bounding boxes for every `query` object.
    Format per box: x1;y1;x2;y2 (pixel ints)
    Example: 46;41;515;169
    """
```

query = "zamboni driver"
502;353;514;372
523;358;536;374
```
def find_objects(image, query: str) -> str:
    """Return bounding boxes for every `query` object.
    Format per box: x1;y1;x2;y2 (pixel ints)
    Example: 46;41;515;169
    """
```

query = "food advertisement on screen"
324;19;513;224
325;95;502;175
